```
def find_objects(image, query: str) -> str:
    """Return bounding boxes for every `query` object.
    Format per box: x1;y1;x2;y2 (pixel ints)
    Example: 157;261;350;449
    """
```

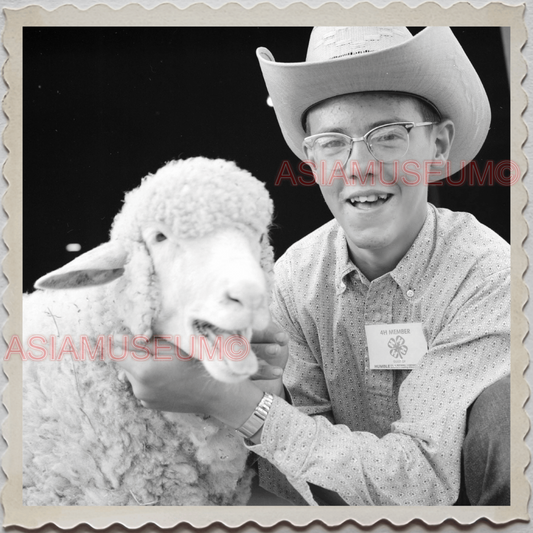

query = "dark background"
23;27;510;293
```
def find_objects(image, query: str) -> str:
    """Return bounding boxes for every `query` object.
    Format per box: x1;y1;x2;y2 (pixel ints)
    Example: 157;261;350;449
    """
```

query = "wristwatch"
235;392;274;439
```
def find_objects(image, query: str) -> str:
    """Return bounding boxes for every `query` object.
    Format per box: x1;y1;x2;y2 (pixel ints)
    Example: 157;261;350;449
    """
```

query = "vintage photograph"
2;2;528;529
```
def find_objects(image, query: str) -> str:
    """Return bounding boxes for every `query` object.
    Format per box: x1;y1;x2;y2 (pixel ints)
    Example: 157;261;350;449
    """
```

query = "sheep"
22;157;274;506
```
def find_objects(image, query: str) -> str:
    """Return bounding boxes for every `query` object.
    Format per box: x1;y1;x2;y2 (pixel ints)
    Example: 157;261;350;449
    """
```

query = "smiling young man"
302;92;453;279
118;27;510;506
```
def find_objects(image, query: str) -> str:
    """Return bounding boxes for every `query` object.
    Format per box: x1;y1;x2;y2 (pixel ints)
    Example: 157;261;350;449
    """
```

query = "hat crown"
257;26;492;180
306;27;413;62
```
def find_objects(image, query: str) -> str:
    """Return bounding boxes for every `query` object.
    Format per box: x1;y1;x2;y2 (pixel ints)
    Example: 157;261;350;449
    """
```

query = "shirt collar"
334;204;436;295
390;204;436;292
334;223;357;295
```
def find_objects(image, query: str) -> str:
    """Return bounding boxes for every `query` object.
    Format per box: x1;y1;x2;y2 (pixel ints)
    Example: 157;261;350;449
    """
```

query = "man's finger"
113;349;158;378
251;322;289;345
251;342;280;355
250;359;284;381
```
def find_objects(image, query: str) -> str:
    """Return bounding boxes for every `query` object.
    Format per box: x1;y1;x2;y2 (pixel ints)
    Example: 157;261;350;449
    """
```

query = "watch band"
235;392;274;439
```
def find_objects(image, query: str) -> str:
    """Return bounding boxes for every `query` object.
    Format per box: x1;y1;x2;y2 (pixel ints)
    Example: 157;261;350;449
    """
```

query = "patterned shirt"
247;204;510;506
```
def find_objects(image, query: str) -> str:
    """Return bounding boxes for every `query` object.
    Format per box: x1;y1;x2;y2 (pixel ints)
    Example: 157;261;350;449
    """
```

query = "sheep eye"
155;232;167;242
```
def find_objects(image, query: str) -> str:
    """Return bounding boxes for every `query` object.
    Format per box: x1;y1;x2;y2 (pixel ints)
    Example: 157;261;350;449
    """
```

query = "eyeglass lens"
310;124;410;163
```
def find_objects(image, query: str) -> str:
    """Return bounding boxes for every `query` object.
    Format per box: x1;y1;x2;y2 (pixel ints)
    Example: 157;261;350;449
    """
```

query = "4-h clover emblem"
388;335;408;359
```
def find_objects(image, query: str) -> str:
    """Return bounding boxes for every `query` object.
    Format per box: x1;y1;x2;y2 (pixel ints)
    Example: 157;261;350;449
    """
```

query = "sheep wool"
22;157;274;506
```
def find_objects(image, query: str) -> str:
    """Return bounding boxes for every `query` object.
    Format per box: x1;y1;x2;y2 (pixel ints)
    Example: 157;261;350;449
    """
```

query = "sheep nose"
226;282;265;310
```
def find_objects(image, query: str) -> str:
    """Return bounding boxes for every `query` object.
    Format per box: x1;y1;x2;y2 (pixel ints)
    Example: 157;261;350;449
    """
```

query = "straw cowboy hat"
256;27;491;180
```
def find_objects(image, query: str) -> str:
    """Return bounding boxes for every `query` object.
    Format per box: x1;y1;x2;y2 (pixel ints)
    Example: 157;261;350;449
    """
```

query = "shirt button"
373;312;382;322
406;289;414;298
274;451;284;463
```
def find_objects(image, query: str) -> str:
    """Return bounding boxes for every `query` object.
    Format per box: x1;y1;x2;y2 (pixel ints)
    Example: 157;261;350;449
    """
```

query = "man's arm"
247;266;510;506
116;261;509;506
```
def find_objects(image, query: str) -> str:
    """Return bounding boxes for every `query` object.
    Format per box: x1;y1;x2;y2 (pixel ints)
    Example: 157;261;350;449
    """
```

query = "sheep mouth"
191;319;257;381
192;319;249;344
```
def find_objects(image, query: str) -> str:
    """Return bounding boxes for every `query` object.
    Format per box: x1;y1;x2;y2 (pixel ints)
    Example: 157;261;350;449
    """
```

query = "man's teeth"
350;194;389;204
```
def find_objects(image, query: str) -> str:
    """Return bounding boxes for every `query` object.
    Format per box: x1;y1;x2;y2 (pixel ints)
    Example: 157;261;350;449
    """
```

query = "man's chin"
345;230;397;256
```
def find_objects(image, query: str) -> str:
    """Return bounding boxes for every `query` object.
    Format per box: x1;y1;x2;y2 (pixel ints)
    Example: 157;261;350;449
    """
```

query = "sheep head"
34;157;274;383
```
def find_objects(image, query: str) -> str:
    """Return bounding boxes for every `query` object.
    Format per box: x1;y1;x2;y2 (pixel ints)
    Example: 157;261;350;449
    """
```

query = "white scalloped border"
1;2;529;529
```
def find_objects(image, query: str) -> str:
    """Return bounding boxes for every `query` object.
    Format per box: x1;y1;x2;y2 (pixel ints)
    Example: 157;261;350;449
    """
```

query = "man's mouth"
348;193;392;210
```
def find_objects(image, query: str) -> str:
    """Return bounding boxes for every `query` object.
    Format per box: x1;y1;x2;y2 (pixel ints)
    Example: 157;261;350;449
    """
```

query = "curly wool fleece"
112;157;273;243
109;157;274;338
22;157;274;506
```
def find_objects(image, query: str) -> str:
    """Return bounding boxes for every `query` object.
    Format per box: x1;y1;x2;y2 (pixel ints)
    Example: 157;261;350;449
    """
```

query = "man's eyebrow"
368;118;411;129
315;118;413;135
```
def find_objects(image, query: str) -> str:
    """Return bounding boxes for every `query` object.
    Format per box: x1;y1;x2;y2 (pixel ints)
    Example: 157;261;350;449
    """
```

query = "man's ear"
432;119;455;164
34;241;129;290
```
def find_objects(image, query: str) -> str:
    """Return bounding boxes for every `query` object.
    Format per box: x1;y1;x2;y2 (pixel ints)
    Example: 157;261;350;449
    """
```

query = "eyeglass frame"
302;121;437;166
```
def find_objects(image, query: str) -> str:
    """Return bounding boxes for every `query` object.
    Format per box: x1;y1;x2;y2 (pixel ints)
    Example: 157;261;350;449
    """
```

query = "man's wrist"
208;380;264;429
235;391;274;439
253;375;286;399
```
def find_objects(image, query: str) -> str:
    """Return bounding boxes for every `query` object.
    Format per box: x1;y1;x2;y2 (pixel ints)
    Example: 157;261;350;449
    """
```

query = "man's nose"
345;139;375;164
344;140;377;179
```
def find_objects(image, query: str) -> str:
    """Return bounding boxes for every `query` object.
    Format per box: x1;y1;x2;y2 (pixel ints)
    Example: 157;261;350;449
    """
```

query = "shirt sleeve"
248;259;510;506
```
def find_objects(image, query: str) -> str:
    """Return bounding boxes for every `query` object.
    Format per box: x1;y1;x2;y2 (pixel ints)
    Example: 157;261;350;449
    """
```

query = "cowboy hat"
256;27;491;180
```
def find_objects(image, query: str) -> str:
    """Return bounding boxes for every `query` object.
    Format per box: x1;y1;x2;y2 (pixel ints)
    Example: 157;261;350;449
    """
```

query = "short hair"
411;95;441;124
303;92;442;134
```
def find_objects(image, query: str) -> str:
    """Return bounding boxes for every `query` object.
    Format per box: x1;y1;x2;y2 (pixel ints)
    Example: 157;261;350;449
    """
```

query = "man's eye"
375;133;402;142
318;138;346;150
155;232;167;242
372;128;405;144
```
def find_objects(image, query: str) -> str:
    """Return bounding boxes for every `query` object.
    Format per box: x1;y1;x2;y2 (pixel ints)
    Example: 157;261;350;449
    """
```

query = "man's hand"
250;320;290;398
113;335;264;430
113;335;218;413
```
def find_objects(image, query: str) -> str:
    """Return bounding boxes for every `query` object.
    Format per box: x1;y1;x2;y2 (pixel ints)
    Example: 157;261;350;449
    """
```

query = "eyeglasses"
303;122;436;166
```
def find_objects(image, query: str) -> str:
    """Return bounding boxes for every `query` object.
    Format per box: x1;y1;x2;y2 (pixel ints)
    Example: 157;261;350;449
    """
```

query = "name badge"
365;322;427;370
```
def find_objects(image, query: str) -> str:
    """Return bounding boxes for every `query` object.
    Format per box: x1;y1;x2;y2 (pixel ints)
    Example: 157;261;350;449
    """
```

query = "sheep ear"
34;241;129;290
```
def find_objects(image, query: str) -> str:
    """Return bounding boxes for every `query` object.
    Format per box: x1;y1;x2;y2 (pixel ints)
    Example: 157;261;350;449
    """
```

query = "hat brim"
257;27;491;181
